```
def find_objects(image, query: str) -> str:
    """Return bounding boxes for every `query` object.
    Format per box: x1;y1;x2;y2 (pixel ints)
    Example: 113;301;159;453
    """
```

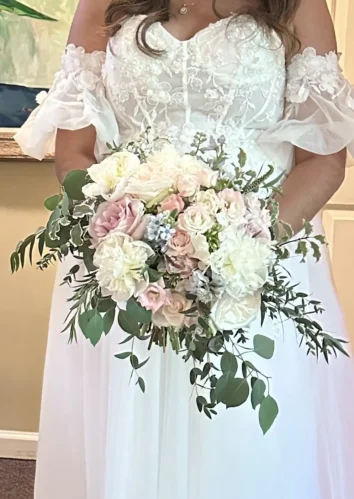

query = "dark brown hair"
105;0;300;57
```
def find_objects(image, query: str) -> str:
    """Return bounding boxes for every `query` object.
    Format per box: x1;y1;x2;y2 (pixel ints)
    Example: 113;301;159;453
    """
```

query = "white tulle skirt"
34;215;354;499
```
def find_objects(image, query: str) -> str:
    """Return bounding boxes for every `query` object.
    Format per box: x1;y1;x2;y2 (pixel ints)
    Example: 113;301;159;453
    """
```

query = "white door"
323;0;354;340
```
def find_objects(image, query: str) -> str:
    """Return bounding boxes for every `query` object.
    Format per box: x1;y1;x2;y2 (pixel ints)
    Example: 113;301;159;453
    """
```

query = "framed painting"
0;0;78;160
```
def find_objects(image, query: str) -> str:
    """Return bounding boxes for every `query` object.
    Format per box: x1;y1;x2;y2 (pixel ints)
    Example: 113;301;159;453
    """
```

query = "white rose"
211;292;261;330
125;161;176;202
210;226;272;300
189;233;211;266
87;151;140;201
194;189;222;214
93;233;154;303
178;205;214;234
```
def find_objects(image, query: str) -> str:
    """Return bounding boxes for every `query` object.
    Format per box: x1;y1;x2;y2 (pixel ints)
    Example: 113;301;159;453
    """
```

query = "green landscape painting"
0;0;77;127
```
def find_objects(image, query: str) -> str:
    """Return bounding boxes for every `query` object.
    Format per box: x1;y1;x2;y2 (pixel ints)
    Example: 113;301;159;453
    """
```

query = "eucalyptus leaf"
147;267;162;283
137;377;146;393
225;378;250;408
126;298;152;324
220;351;238;377
114;352;131;360
78;310;104;346
44;194;61;211
130;354;139;369
103;308;116;335
259;396;279;434
97;298;116;313
118;310;141;336
63;170;88;201
253;334;275;360
251;379;266;409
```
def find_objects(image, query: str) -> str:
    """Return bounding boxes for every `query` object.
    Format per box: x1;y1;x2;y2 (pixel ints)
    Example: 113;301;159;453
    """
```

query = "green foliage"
253;335;275;360
0;0;57;21
62;170;88;201
259;396;279;434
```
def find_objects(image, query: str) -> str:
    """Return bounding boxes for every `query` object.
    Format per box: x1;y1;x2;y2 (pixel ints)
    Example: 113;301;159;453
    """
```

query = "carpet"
0;459;35;499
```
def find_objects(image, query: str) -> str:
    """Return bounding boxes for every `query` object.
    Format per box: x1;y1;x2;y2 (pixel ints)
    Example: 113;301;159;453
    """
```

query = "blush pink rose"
137;281;171;313
159;194;185;214
166;230;193;257
88;195;146;243
165;254;198;277
152;291;193;328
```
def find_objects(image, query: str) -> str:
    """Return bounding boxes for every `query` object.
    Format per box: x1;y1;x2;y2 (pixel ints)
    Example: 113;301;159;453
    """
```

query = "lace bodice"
103;15;285;148
15;14;354;173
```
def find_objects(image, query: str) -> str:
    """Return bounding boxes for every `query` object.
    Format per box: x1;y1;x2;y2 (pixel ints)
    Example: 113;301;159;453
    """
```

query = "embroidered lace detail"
54;44;106;92
286;47;344;104
104;16;286;143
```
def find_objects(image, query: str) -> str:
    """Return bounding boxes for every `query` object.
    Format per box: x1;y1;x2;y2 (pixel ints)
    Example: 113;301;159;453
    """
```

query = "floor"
0;459;35;499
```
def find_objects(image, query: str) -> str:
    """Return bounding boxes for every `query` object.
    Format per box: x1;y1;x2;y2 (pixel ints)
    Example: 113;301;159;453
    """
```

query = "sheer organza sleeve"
15;44;119;160
260;47;354;158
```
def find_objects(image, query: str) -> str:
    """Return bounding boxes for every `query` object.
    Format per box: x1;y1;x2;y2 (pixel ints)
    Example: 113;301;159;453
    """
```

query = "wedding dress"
16;15;354;499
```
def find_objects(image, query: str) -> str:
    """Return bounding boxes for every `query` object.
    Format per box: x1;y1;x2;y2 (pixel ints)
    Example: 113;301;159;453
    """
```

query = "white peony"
93;233;154;303
211;292;261;330
194;189;222;214
210;226;272;300
85;151;140;201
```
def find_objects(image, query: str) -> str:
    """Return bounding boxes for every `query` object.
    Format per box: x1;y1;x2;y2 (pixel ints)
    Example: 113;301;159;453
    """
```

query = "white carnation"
211;292;261;330
86;151;140;201
94;233;154;303
210;226;272;300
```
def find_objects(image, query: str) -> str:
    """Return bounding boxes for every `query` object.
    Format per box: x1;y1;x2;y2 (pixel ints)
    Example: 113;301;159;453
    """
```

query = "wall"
0;161;58;432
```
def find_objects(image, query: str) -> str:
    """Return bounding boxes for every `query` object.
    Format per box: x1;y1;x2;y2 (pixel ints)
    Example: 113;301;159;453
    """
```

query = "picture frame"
0;131;54;162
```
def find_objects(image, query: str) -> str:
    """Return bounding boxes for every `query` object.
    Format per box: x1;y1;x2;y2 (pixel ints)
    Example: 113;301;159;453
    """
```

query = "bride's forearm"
55;127;96;184
274;151;346;235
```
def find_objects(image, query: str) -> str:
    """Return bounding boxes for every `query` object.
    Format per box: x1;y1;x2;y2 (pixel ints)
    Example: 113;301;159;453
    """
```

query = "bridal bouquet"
11;130;348;434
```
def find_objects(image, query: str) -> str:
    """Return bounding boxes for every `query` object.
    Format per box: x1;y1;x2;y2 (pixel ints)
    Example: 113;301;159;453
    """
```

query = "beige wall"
0;162;58;432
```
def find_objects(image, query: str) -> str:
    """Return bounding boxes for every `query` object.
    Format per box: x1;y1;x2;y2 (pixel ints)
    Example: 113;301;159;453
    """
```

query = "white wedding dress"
16;15;354;499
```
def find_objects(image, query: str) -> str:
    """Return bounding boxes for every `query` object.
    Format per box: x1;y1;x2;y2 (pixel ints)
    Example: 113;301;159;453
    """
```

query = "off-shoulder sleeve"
260;47;354;158
15;44;119;160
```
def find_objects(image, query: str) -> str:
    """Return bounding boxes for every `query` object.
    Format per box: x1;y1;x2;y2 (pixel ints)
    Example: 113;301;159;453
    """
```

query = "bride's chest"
103;16;287;126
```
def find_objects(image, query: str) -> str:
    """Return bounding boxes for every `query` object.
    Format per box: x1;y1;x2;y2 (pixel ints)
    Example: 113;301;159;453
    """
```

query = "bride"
16;0;354;498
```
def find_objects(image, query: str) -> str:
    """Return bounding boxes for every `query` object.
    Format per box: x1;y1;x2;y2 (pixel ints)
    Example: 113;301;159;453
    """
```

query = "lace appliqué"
53;44;106;95
286;47;344;104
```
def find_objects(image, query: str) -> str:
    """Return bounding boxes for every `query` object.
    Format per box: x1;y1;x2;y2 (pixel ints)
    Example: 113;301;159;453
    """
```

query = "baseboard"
0;431;38;460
